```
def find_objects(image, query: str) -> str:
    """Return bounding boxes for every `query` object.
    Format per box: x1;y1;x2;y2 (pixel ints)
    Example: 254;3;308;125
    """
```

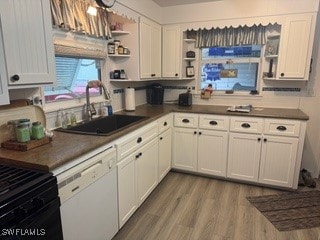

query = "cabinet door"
151;23;162;78
0;16;9;105
136;138;158;205
0;0;55;86
117;154;137;228
198;130;228;177
277;14;313;80
162;25;181;78
172;128;198;171
158;128;172;181
227;133;261;182
139;17;161;79
259;136;298;188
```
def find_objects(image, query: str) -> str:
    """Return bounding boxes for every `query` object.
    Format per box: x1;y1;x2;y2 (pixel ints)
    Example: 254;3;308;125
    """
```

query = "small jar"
16;124;31;143
32;122;45;140
114;40;120;53
108;42;115;54
118;45;124;54
123;47;130;55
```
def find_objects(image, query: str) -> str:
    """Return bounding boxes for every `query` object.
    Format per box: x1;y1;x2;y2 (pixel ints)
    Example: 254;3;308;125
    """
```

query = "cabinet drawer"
174;113;198;128
116;122;158;160
230;117;263;134
264;119;300;137
158;114;172;134
199;115;229;131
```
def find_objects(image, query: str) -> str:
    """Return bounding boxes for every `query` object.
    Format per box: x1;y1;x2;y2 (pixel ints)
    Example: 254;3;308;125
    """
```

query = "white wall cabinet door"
117;154;137;228
197;130;228;177
0;0;55;86
259;136;298;188
172;127;198;171
227;133;261;182
277;13;314;80
139;17;161;79
158;128;172;181
162;25;181;78
0;16;9;105
136;138;158;205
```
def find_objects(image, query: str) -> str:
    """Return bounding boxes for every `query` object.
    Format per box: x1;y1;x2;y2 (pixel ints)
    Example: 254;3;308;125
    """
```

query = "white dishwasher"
56;146;118;240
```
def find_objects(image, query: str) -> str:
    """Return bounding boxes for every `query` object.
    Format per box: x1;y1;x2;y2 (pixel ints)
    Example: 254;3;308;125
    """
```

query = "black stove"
0;164;63;240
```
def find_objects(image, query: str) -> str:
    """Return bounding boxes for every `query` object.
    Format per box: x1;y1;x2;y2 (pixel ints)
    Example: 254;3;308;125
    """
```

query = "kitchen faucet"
86;80;111;120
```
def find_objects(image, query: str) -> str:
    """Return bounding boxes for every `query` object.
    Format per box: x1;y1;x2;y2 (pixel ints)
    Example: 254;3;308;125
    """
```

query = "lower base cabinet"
227;133;261;182
259;136;298;188
158;128;172;181
118;138;158;228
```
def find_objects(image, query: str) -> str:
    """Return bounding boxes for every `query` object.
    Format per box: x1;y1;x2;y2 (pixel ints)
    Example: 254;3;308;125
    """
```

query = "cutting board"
1;137;52;151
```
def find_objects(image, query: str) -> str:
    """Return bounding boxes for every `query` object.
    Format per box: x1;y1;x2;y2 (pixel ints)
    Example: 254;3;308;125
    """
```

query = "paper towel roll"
125;87;135;111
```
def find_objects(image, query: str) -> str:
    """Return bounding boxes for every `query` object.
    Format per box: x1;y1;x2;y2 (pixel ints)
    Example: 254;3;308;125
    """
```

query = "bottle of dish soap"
107;102;113;116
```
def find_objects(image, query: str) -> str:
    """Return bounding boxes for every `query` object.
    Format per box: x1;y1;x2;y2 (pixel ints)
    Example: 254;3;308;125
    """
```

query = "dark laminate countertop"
0;104;308;171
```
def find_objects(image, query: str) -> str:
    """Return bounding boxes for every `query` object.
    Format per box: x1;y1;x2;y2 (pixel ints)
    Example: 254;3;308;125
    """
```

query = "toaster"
179;92;192;106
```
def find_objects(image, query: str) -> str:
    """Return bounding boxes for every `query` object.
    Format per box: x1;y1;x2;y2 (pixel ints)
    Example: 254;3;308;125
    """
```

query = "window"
200;45;261;92
44;57;101;102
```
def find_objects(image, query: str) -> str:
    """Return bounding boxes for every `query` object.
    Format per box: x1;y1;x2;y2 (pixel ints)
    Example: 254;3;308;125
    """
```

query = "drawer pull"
209;120;218;126
182;119;190;123
137;137;142;143
277;126;287;131
264;138;267;142
241;123;251;128
164;121;168;126
194;131;197;135
160;137;163;140
257;138;261;142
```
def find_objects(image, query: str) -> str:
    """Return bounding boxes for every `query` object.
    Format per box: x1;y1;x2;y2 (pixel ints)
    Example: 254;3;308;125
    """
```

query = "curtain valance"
54;44;108;59
50;0;112;39
188;23;279;48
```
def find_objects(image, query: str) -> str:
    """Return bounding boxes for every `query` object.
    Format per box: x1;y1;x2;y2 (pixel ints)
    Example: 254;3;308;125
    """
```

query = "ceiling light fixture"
87;5;97;16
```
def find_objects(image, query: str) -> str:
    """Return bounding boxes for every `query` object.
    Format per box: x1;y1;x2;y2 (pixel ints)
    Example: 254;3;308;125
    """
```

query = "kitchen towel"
125;87;135;111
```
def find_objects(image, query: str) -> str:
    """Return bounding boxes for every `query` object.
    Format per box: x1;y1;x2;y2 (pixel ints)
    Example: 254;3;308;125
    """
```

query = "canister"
16;124;30;143
32;121;45;140
118;45;124;54
108;42;115;54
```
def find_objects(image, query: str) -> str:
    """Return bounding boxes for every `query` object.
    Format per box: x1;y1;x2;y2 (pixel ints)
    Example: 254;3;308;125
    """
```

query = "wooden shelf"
267;34;280;39
111;30;130;36
108;54;131;58
184;38;196;43
265;55;278;58
184;58;196;61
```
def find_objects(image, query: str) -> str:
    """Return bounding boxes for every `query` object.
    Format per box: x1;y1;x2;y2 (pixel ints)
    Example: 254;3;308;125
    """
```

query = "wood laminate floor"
113;172;320;240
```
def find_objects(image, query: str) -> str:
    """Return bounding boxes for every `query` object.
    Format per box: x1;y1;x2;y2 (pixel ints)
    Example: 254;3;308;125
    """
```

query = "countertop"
0;104;309;172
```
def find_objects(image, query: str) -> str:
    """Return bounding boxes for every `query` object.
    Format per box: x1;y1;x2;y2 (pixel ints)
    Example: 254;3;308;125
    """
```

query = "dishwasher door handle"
81;161;102;176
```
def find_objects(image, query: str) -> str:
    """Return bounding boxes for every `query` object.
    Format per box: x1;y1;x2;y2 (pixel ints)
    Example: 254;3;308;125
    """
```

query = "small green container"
16;125;31;143
32;121;45;140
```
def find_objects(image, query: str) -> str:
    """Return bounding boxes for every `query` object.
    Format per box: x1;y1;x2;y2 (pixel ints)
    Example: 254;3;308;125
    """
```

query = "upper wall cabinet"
277;13;315;80
0;20;9;105
139;17;161;79
0;0;56;87
162;25;181;78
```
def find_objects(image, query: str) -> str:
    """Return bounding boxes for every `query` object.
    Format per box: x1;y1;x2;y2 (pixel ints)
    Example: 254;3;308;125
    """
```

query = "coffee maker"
146;83;164;105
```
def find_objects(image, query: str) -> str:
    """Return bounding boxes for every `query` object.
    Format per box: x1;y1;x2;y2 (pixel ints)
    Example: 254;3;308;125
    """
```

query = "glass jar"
107;42;115;54
118;45;124;54
16;124;31;143
32;121;45;140
114;40;120;53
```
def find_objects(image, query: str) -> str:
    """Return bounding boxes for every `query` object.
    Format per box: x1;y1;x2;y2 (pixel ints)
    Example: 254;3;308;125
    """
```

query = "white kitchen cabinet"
172;127;198;171
162;25;181;78
277;13;315;80
227;133;262;182
158;128;172;181
259;136;298;188
136;138;158;205
0;20;9;105
173;114;229;176
0;0;55;86
139;17;161;79
117;153;137;228
197;130;228;177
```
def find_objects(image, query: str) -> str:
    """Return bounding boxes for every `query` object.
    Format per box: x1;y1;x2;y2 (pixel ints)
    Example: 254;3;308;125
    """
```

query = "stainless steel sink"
56;114;148;136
